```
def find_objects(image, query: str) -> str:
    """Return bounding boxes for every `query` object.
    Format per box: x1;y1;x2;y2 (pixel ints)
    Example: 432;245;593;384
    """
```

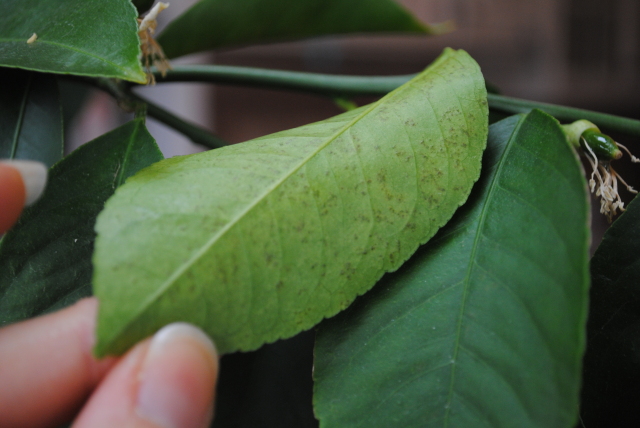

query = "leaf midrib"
442;116;525;427
115;122;140;188
10;72;32;158
120;59;448;343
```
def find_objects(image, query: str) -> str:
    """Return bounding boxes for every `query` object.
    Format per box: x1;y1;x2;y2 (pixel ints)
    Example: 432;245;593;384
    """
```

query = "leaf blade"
0;120;163;325
0;69;63;167
313;111;590;428
93;48;488;357
157;0;448;59
0;0;145;83
580;195;640;426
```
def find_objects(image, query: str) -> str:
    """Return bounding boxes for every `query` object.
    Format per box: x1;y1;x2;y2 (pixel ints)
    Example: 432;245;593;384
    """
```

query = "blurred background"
67;0;640;148
65;0;640;244
211;0;640;142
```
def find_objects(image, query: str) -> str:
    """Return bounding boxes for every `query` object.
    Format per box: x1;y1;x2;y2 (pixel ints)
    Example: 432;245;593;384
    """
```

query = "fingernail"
136;323;218;428
0;160;47;206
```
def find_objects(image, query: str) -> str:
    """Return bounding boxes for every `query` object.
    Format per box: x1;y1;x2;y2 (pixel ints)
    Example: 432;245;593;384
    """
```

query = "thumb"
73;323;219;428
0;160;47;234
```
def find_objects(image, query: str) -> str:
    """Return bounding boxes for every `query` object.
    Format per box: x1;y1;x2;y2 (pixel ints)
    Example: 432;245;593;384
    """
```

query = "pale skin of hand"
0;162;219;428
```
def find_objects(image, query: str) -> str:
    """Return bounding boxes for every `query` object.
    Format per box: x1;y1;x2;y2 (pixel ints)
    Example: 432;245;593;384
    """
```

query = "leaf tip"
125;68;149;84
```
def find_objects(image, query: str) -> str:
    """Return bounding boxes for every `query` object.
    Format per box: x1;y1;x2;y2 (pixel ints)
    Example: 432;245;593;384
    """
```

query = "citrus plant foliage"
314;111;589;428
1;0;639;427
157;0;447;59
93;48;488;356
0;0;145;83
581;194;640;426
0;68;63;168
0;120;163;325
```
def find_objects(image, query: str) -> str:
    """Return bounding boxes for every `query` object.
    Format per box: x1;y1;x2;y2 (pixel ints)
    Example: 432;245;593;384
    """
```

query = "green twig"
486;94;640;138
151;65;640;138
152;65;413;97
83;77;228;150
128;92;228;149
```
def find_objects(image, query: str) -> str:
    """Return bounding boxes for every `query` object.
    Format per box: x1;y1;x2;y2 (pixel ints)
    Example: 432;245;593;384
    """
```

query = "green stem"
84;77;228;150
153;65;413;97
486;94;640;139
152;66;640;138
128;92;228;149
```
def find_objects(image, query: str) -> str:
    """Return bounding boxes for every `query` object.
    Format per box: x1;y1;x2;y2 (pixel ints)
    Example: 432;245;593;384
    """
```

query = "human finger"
0;298;117;428
0;160;47;234
73;323;218;428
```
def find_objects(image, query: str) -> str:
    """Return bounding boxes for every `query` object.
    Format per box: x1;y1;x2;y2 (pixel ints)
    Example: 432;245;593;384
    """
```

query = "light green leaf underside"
0;68;62;167
313;111;590;428
0;120;163;325
93;48;488;357
157;0;446;59
0;0;145;83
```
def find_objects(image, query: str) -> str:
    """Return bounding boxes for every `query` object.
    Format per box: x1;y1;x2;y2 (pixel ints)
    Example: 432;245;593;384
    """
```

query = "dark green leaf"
0;69;62;167
0;119;163;325
0;0;145;83
93;48;488;357
580;194;640;426
313;110;590;428
212;331;317;428
157;0;449;59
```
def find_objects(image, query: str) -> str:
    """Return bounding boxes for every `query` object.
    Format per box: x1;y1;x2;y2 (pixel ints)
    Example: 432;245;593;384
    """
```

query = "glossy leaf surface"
314;111;590;428
158;0;446;59
0;120;163;325
581;195;640;426
93;48;488;357
0;69;62;167
0;0;145;83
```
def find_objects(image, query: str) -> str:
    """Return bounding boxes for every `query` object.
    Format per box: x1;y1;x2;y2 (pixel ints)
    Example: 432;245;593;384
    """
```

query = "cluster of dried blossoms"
138;2;172;84
582;138;639;222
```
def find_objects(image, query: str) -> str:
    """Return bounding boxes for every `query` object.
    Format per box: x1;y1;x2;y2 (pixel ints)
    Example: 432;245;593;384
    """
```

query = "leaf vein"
458;344;537;423
10;72;33;159
123;64;443;337
344;281;463;365
442;115;524;427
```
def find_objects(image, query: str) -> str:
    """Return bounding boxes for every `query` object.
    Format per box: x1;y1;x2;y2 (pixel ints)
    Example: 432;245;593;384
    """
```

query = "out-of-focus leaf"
158;0;450;59
0;119;163;325
93;48;488;357
314;110;590;428
0;69;62;167
0;0;145;83
580;194;640;426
